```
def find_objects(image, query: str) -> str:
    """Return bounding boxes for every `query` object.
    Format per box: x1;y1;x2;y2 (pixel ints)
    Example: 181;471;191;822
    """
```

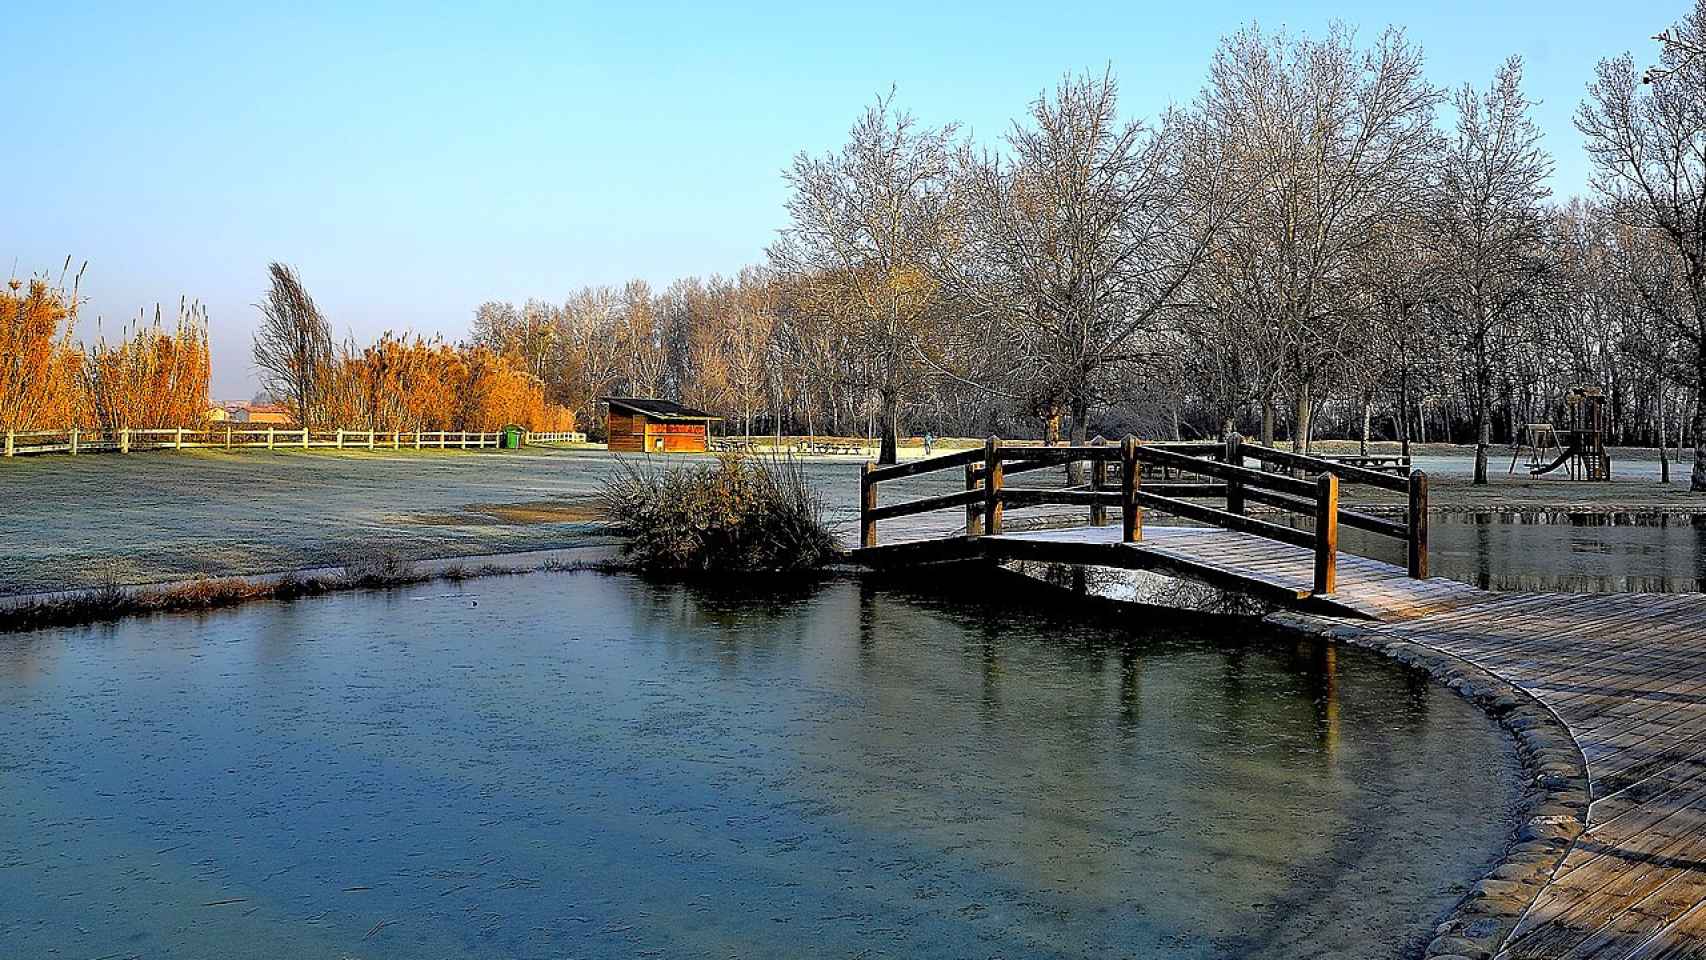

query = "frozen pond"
0;571;1520;959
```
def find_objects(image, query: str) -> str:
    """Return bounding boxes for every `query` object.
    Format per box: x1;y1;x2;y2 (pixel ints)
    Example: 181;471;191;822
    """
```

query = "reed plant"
596;454;838;573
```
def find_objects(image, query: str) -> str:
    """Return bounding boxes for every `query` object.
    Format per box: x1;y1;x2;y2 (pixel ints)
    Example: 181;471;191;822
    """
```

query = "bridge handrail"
1241;443;1410;491
857;435;1430;591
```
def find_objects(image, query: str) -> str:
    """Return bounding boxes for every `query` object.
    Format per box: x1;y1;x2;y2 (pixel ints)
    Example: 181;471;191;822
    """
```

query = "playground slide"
1529;445;1578;477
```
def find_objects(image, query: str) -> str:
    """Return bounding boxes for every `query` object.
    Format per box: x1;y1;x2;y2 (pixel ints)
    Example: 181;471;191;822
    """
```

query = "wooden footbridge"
845;438;1706;960
849;436;1457;620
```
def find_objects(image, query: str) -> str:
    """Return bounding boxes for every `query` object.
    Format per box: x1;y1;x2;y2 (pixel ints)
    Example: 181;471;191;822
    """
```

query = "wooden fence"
858;435;1429;592
2;427;506;457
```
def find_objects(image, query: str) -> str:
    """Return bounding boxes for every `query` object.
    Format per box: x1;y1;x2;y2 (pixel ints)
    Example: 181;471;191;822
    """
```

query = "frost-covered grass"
0;447;925;596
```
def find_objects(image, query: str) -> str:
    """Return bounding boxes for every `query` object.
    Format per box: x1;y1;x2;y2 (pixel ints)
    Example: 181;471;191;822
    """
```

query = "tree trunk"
1399;350;1412;459
1474;399;1491;486
1693;355;1706;492
1067;394;1089;486
1360;394;1371;456
1261;394;1275;447
1660;381;1670;484
1292;383;1312;455
878;389;899;466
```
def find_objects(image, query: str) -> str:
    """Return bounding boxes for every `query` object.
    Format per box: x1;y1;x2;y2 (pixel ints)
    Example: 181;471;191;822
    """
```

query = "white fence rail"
523;431;588;445
2;427;508;458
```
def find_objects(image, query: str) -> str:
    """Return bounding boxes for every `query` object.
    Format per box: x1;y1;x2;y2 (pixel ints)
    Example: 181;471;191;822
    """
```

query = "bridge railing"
858;435;1430;594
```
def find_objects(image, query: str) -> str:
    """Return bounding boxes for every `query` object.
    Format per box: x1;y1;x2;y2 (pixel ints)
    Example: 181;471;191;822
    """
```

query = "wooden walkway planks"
850;519;1486;621
845;517;1706;960
1375;595;1706;960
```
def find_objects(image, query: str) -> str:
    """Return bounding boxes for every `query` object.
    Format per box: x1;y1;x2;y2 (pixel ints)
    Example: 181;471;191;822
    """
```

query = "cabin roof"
602;397;720;422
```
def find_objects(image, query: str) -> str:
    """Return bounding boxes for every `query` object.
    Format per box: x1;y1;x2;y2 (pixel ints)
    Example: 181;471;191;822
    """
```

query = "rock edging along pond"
1266;611;1590;960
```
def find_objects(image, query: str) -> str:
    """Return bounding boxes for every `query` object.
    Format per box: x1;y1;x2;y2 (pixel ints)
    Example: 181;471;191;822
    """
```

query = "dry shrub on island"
596;455;839;573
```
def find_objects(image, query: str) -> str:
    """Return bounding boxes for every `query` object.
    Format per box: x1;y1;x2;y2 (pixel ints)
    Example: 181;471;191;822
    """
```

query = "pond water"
0;572;1521;959
1332;510;1706;593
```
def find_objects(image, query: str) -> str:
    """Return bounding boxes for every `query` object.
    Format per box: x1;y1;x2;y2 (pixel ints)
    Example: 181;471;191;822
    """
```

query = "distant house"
602;397;719;453
207;406;230;422
231;404;294;425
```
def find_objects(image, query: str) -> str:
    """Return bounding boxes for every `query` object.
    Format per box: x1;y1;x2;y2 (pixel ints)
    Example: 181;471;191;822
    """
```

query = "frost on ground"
0;450;864;596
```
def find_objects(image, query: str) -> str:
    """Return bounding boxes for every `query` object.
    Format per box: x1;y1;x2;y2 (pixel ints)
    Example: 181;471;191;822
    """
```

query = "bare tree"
1579;1;1706;489
1199;24;1442;453
770;91;959;463
253;262;335;426
1433;57;1555;484
952;69;1228;456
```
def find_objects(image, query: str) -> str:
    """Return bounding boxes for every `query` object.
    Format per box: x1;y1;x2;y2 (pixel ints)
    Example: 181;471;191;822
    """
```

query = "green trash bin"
503;426;523;450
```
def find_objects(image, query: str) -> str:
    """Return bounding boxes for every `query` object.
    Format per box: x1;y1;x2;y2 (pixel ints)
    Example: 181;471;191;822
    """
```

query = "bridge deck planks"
845;518;1706;960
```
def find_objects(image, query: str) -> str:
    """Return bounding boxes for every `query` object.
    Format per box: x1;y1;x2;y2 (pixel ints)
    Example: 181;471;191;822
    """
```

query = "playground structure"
1512;388;1611;480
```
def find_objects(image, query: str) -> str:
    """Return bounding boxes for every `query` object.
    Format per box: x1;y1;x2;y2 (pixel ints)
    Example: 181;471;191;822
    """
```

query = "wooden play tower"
1523;388;1611;481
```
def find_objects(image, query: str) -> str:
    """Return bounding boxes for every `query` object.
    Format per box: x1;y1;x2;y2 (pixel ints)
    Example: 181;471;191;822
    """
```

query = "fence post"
1407;470;1429;579
225;424;233;450
1090;436;1108;526
266;427;274;450
175;427;184;450
1313;473;1339;596
367;430;375;451
119;428;130;454
982;437;1004;535
69;428;79;455
1121;435;1142;543
860;462;878;549
336;429;344;450
415;431;422;450
3;431;11;457
964;461;983;537
461;432;470;450
1223;433;1245;514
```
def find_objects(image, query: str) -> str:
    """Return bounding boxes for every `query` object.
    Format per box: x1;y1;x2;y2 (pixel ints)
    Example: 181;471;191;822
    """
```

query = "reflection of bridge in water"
845;438;1706;959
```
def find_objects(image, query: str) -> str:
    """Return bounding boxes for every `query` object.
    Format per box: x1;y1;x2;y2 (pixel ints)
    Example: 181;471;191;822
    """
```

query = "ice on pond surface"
0;571;1520;959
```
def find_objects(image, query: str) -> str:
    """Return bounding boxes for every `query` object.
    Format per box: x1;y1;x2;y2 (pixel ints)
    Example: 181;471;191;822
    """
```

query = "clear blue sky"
4;1;1686;397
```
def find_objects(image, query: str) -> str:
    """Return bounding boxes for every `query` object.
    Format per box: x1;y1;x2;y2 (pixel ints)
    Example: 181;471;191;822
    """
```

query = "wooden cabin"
602;397;720;453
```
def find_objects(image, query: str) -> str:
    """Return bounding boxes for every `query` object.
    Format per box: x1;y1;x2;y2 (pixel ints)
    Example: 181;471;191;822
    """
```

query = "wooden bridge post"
860;462;878;549
1120;436;1142;543
1089;436;1108;526
1222;434;1245;514
983;437;1004;535
1313;473;1339;595
1407;470;1429;579
119;428;130;453
964;462;983;537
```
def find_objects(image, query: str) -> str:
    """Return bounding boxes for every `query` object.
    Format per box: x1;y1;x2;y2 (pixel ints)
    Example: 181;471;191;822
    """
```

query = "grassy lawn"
0;448;885;596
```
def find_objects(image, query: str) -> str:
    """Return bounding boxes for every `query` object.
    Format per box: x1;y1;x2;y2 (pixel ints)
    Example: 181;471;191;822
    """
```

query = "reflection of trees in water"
795;584;1396;946
591;572;1498;957
1431;510;1706;593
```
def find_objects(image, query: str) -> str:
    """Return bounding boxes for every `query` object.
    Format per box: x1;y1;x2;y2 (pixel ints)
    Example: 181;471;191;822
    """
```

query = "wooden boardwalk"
848;517;1706;959
1367;592;1706;960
